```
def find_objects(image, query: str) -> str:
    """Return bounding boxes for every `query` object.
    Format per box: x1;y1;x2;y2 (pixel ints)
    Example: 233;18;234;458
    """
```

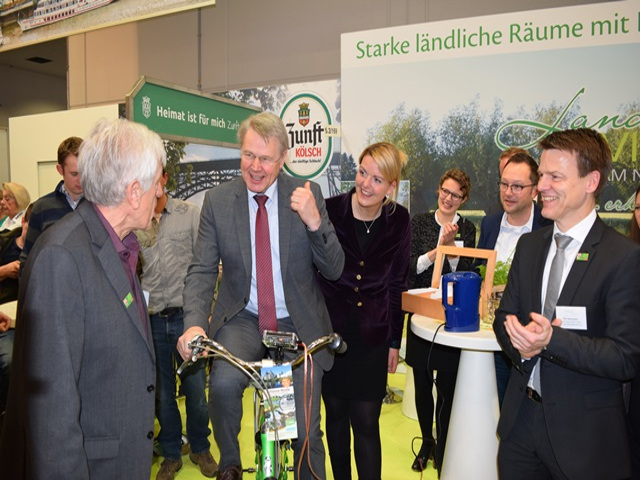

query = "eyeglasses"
498;181;536;194
439;187;464;201
241;151;281;166
1;194;16;204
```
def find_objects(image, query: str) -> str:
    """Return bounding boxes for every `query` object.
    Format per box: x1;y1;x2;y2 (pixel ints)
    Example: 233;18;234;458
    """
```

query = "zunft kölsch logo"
280;93;333;179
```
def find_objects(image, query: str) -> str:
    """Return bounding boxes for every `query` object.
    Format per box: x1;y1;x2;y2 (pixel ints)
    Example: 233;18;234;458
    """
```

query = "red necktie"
254;195;278;333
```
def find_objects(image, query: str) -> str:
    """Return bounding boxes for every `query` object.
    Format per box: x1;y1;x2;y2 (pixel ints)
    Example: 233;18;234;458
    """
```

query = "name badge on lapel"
555;306;587;330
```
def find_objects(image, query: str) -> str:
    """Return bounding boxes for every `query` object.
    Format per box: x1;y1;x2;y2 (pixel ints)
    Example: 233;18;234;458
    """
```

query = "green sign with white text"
127;77;260;147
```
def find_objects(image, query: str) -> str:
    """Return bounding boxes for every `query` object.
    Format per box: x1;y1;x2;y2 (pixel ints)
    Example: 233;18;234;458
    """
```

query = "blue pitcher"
441;271;481;332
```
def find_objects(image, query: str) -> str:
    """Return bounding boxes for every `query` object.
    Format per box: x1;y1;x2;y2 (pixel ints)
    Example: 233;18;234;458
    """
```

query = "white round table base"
440;349;499;480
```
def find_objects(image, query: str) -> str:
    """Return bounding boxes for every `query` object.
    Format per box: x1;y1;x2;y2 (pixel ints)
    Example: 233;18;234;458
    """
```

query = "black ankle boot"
411;443;434;472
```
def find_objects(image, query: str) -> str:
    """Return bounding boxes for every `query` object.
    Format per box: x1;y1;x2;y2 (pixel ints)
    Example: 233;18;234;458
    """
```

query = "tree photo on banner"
341;0;640;234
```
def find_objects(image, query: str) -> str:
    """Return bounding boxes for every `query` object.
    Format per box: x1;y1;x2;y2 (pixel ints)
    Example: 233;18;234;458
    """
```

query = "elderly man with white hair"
0;118;166;480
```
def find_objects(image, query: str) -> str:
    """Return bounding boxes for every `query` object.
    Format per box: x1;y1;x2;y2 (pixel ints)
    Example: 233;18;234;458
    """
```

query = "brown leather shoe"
156;458;183;480
189;451;218;478
218;465;242;480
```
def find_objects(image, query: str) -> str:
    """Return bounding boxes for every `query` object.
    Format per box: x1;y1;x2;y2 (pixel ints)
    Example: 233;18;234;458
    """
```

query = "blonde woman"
317;142;411;480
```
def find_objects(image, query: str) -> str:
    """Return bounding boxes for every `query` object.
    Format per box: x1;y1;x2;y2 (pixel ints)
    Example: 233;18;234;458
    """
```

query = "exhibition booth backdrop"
341;0;640;230
7;1;640;235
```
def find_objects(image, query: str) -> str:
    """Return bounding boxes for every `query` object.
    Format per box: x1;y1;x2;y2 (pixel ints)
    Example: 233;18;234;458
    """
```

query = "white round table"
410;314;500;480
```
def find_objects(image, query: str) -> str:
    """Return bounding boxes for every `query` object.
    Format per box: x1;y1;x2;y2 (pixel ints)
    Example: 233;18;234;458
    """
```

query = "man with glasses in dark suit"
477;151;550;406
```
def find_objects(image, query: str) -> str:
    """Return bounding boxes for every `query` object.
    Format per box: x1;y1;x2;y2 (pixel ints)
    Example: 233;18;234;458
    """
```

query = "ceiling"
0;38;68;79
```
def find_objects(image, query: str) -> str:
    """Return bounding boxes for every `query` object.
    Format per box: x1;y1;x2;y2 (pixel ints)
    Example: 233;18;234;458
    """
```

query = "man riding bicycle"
177;112;345;480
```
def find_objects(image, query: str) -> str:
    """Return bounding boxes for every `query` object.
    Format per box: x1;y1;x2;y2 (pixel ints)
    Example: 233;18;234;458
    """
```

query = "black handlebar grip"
330;334;348;355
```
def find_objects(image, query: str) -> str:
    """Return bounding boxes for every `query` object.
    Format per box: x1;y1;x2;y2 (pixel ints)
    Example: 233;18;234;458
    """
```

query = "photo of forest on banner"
340;0;640;233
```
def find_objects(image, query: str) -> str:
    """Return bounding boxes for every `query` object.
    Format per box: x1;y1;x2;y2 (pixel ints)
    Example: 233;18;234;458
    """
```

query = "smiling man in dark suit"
494;128;640;480
477;151;551;407
0;118;166;479
178;112;344;480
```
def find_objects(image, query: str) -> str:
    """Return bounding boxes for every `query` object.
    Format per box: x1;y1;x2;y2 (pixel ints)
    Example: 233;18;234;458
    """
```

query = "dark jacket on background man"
20;180;78;265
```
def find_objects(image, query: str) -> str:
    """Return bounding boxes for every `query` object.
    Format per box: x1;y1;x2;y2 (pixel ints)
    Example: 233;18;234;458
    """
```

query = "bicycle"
177;330;346;480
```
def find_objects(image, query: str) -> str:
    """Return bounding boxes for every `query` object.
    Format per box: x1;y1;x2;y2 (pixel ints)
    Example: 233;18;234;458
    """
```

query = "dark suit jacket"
20;180;77;267
316;189;411;349
476;202;550;252
183;173;344;370
494;217;640;479
0;201;156;480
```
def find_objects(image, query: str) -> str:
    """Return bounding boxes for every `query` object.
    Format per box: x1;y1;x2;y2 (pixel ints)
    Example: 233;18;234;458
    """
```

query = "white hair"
78;118;166;206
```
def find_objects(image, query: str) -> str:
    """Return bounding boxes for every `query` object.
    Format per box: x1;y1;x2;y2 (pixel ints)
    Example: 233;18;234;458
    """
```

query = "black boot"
411;442;434;472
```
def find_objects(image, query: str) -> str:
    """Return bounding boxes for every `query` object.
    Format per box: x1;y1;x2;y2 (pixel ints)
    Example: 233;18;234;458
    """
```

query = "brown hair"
503;151;540;184
57;136;83;166
499;147;529;163
439;168;471;201
538;128;611;197
24;203;34;223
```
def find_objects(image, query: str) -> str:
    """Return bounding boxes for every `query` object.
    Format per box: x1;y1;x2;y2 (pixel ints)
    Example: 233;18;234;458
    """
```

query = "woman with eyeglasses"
405;168;476;475
316;142;410;480
0;183;31;232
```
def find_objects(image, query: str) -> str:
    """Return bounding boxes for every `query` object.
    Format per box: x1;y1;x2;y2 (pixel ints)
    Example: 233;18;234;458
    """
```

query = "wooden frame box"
402;245;497;320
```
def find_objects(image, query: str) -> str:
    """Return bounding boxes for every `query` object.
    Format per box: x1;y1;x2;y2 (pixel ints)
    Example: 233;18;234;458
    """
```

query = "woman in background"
0;203;32;427
317;142;411;480
405;169;476;475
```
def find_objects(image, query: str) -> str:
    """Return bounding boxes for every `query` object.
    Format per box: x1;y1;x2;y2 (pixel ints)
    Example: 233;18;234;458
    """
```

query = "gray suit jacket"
183;173;344;369
494;217;640;479
0;201;156;480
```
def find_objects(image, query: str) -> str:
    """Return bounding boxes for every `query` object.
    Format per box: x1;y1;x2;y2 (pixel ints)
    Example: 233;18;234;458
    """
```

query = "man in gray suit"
178;112;344;480
0;118;166;479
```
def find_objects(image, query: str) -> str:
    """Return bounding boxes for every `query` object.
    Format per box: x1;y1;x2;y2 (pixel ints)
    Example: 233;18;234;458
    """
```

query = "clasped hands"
440;223;458;246
504;312;563;359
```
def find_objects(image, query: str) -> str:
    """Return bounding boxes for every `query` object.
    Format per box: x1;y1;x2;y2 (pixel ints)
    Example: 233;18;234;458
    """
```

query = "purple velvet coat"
317;189;410;349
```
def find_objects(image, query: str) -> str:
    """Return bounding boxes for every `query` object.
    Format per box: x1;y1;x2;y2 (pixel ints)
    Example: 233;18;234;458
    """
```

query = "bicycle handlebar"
177;332;346;376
